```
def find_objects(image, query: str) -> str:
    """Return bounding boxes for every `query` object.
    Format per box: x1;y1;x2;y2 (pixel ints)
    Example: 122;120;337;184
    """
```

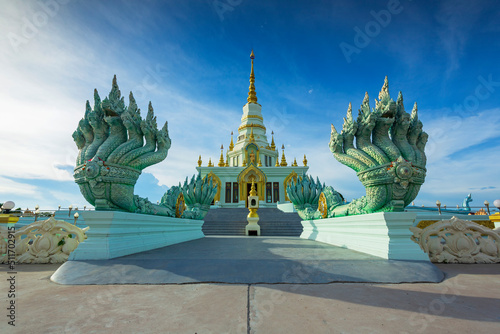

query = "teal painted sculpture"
288;77;427;218
462;193;472;212
286;175;325;220
73;76;217;219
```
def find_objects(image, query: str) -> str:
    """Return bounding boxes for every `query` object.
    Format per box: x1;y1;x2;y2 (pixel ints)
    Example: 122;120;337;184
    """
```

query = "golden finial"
270;130;276;150
257;153;262;167
229;131;234;151
249;179;257;196
280;144;287;166
242;158;247;167
225;155;229;167
292;158;298;167
247;50;258;104
197;155;202;167
218;145;225;167
303;154;308;166
275;157;280;167
208;158;213;167
249;126;255;142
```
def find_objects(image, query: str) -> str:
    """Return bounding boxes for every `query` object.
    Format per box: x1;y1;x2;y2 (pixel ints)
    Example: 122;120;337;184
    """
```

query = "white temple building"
197;51;308;208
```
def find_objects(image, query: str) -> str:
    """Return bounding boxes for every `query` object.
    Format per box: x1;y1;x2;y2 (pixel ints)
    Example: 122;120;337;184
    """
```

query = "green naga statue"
73;76;217;218
288;77;427;219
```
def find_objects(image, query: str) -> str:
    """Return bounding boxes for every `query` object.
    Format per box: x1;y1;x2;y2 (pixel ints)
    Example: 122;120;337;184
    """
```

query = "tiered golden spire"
257;154;262;167
247;50;258;104
280;144;288;166
208;158;213;167
225;154;229;167
218;145;225;167
303;154;308;166
292;158;298;167
197;155;202;167
270;131;276;150
275;156;280;167
229;131;234;151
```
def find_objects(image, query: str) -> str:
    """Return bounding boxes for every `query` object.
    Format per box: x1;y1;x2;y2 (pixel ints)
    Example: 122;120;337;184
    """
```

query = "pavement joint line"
247;284;251;334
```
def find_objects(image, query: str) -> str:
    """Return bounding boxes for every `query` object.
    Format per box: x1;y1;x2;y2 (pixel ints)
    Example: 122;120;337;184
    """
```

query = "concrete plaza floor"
1;238;500;333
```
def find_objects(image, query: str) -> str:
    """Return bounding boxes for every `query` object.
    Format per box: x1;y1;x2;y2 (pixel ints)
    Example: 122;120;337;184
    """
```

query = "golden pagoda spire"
208;158;213;167
280;144;288;166
270;131;276;150
257;153;262;167
303;154;308;166
275;157;280;167
229;131;234;151
247;50;258;104
292;158;298;167
249;179;257;196
197;155;202;167
218;145;225;167
225;154;229;167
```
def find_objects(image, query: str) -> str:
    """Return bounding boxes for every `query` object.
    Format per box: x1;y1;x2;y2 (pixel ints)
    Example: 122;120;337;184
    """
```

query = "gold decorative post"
246;180;260;236
247;50;258;104
229;131;234;151
218;145;225;167
270;131;276;150
292;158;298;166
197;155;202;167
208;158;213;167
280;144;288;166
249;126;255;142
303;154;308;166
257;153;262;167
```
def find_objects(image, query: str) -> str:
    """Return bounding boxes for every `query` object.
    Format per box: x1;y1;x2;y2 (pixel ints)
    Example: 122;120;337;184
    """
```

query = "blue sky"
0;0;499;211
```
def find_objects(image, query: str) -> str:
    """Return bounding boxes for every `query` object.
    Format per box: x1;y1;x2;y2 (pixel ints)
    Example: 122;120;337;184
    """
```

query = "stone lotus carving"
0;217;88;264
73;76;174;215
410;216;500;263
326;77;427;216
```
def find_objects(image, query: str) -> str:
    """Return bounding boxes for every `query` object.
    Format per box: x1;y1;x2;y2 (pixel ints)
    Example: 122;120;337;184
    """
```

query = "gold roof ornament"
292;158;298;167
208;158;213;167
249;179;257;196
275;157;280;167
225;155;229;167
280;144;288;166
247;50;258;104
197;155;202;167
270;131;276;150
303;154;308;166
257;154;262;167
229;131;234;151
218;145;225;167
242;158;247;167
249;126;255;142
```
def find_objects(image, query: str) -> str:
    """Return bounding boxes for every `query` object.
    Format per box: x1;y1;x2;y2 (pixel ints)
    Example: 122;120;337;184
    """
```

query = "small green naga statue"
288;77;427;218
73;76;217;219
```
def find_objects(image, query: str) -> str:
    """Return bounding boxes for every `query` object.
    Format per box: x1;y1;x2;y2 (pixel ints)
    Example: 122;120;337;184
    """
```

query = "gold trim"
283;171;298;201
205;172;222;202
318;192;327;218
238;123;266;132
242;115;264;121
175;193;186;218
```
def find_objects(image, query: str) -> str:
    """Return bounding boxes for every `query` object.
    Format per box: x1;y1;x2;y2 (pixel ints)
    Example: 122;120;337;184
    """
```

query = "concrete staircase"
202;208;303;236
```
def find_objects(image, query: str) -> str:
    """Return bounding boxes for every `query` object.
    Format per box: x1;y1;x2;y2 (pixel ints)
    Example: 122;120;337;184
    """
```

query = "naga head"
121;92;143;133
329;124;343;153
341;103;357;136
72;128;85;149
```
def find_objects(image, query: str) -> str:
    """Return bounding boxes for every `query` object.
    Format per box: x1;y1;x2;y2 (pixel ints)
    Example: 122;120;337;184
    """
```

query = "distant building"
197;51;308;208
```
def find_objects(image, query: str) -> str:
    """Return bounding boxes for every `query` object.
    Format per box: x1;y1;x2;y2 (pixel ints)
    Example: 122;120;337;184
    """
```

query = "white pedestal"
69;211;204;260
300;212;429;261
245;216;261;236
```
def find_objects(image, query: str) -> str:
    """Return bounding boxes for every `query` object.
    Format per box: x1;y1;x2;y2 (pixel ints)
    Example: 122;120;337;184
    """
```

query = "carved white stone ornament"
0;217;88;264
410;216;500;263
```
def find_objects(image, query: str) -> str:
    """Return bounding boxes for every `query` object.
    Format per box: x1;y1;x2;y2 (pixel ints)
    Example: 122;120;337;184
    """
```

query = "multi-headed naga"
327;77;427;216
73;76;217;218
288;77;428;218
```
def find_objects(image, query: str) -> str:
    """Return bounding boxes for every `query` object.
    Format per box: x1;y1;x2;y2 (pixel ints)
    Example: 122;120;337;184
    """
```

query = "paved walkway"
52;236;442;284
1;239;500;333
